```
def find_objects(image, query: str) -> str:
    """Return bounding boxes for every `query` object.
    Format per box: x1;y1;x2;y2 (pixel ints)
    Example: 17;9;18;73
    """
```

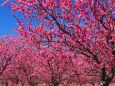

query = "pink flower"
1;0;9;6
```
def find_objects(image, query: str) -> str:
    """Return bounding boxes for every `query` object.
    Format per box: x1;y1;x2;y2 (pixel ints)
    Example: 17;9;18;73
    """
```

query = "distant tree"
37;47;77;86
0;36;19;75
2;38;40;86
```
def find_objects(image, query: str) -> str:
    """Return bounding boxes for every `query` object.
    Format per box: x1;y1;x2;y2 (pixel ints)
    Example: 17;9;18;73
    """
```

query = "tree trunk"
16;81;19;86
91;82;95;86
5;80;8;86
29;84;36;86
1;82;4;86
21;83;24;86
53;81;59;86
53;84;59;86
100;77;114;86
100;67;114;86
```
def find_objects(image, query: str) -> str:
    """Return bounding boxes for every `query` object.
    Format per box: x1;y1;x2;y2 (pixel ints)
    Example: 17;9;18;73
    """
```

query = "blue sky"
0;0;114;37
0;0;17;36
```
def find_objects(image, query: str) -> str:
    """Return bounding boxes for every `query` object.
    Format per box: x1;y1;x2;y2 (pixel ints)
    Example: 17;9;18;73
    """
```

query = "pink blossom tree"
3;0;115;86
1;37;41;86
37;47;77;86
0;36;19;75
0;35;23;86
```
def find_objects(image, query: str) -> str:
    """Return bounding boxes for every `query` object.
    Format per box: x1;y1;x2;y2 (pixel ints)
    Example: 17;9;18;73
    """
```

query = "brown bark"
100;67;114;86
